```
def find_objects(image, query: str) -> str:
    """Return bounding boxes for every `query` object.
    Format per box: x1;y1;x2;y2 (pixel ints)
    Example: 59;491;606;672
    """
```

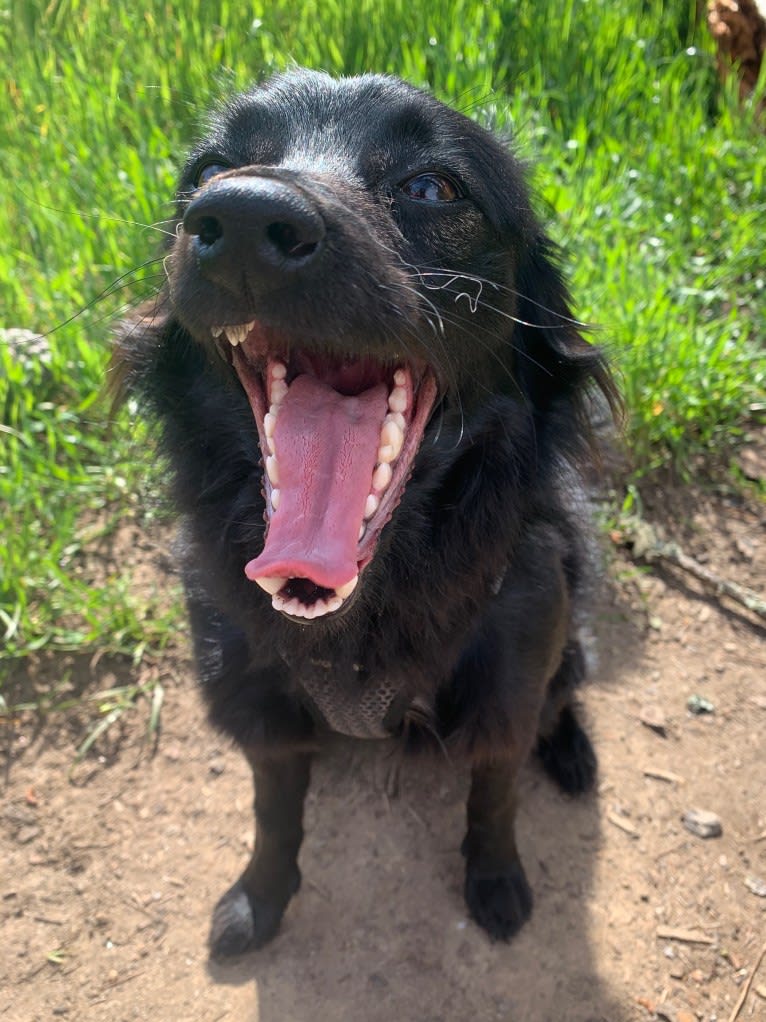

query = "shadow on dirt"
202;589;642;1022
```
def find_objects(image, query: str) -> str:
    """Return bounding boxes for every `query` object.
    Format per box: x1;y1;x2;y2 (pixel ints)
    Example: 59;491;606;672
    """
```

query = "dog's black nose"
182;177;326;287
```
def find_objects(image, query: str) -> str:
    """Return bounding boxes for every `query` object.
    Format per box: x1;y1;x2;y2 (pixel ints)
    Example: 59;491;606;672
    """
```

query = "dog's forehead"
213;71;476;176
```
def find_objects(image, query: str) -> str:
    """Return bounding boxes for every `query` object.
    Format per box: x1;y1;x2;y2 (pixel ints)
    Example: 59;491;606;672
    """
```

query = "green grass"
1;0;764;679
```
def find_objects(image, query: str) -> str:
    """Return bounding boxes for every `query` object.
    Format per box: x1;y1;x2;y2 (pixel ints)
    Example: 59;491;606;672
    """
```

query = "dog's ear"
513;234;621;444
108;300;173;411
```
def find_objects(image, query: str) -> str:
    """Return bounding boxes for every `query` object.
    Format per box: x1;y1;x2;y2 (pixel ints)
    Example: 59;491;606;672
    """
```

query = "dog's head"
116;69;615;624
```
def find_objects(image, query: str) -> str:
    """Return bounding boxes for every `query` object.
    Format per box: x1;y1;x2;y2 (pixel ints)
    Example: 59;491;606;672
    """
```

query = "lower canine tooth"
254;575;287;595
336;576;358;600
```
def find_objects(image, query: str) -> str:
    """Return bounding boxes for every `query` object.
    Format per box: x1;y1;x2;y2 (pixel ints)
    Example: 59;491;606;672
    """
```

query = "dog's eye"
400;173;461;203
195;163;230;188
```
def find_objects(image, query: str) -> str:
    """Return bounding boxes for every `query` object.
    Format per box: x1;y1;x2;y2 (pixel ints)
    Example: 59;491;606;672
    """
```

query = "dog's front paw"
208;880;289;958
464;859;533;941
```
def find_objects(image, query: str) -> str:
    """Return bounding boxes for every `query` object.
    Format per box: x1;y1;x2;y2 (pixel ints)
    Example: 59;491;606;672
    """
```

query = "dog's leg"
209;750;311;957
535;639;597;795
462;757;533;941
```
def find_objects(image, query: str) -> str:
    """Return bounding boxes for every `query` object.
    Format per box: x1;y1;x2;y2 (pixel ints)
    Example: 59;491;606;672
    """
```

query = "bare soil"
2;482;765;1022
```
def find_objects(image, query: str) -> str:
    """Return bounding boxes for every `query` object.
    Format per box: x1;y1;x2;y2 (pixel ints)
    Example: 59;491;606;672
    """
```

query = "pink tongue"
244;374;388;589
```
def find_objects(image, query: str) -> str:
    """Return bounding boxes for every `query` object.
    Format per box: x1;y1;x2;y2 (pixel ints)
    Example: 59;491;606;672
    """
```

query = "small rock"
687;694;715;715
738;445;766;482
16;825;40;845
640;705;668;736
682;808;722;839
744;874;766;898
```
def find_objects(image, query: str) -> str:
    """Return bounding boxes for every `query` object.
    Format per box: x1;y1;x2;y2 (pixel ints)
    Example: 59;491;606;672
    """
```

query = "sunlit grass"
1;0;764;676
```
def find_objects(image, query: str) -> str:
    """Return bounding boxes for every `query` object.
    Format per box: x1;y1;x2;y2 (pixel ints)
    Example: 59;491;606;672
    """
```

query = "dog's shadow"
208;736;625;1022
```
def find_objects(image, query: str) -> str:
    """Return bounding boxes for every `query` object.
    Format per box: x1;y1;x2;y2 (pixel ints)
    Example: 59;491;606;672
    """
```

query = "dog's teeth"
270;360;287;380
264;412;277;438
270;379;288;405
387;411;406;431
254;575;286;595
358;523;366;541
393;368;407;387
327;595;343;612
388;386;407;413
379;418;404;461
336;576;358;600
364;493;379;520
227;323;250;345
211;325;225;338
266;455;280;485
271;488;280;510
271;593;286;610
372;462;392;492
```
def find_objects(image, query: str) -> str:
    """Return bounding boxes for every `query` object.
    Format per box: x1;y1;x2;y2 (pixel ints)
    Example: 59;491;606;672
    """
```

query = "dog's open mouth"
215;323;438;621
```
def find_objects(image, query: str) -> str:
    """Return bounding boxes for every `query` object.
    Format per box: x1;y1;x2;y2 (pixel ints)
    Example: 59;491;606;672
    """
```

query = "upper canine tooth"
211;325;225;338
336;575;358;600
388;386;407;413
254;575;286;595
266;455;280;485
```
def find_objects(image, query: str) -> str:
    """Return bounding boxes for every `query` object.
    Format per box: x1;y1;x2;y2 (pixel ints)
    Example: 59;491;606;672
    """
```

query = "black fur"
114;69;617;956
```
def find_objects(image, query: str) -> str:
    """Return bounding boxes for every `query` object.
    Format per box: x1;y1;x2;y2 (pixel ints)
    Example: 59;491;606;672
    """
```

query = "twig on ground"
621;519;766;621
643;767;684;784
726;942;766;1022
655;925;715;945
607;811;640;838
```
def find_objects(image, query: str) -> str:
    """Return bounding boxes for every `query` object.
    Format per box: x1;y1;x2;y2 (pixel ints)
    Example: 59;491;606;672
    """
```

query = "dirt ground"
2;479;765;1022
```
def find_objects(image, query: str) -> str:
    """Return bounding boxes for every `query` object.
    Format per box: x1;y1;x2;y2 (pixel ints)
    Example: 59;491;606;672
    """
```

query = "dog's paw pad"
537;706;597;795
208;882;282;958
464;860;533;941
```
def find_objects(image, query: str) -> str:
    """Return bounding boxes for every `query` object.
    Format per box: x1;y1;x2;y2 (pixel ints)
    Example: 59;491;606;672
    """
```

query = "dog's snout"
182;177;326;285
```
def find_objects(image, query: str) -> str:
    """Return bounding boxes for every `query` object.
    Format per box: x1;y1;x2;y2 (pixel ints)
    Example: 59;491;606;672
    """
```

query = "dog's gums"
218;323;438;620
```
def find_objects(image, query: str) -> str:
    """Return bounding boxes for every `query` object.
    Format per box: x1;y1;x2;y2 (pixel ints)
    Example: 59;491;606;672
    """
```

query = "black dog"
114;69;617;957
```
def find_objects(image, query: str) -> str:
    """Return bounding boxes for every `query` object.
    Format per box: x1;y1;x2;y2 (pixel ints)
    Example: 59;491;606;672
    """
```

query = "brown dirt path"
2;486;765;1022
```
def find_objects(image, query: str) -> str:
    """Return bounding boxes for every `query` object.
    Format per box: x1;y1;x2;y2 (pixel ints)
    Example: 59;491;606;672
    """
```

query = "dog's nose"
182;177;326;287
